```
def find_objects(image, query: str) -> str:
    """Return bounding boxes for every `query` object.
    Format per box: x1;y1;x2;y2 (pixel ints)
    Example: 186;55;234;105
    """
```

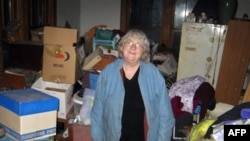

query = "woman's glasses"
124;40;143;49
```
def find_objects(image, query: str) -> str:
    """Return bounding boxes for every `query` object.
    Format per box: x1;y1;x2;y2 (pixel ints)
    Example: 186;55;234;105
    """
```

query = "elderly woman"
90;29;175;141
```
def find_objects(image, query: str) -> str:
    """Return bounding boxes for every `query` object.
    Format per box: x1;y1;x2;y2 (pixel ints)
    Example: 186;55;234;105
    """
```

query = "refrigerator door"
177;22;227;88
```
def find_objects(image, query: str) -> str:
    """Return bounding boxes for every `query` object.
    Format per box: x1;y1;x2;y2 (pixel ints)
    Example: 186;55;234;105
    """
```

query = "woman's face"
122;38;144;64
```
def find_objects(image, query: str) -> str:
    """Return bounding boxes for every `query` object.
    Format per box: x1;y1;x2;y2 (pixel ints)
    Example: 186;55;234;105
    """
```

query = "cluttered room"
0;0;250;141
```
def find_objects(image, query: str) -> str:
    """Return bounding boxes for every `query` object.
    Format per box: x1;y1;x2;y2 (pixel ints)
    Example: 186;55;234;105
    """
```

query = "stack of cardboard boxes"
0;26;118;140
32;26;83;140
0;26;83;140
33;26;82;120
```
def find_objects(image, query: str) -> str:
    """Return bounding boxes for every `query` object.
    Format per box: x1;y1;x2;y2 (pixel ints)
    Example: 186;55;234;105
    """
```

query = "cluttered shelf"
3;40;43;71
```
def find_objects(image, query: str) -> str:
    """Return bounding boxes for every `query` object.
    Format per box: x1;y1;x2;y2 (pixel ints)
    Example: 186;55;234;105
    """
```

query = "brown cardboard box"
42;26;81;84
69;124;91;141
3;71;25;90
3;68;40;90
31;27;44;42
93;54;116;71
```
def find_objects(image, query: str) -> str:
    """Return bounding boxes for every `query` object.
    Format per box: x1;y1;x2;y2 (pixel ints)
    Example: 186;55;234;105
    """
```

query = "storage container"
0;89;59;141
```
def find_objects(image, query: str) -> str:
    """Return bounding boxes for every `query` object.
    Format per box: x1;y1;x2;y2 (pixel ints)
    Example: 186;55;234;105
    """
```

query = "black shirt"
120;67;145;141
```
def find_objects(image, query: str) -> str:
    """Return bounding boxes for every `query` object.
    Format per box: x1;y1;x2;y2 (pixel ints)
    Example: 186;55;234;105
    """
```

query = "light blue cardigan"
90;58;175;141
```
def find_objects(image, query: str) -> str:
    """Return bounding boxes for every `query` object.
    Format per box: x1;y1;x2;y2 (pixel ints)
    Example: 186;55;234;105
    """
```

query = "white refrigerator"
177;22;227;88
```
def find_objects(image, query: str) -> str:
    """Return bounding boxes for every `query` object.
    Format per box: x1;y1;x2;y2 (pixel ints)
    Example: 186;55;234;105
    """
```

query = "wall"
79;0;121;36
57;0;81;33
235;0;250;18
57;0;121;38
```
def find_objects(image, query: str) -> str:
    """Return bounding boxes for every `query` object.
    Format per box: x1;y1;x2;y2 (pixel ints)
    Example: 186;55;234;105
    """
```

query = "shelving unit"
92;37;118;50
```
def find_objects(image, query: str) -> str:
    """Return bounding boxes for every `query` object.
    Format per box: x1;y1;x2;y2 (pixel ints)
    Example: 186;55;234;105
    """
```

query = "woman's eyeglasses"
124;40;143;49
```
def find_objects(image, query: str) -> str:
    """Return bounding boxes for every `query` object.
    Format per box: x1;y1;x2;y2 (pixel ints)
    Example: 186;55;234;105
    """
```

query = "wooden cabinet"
215;20;250;105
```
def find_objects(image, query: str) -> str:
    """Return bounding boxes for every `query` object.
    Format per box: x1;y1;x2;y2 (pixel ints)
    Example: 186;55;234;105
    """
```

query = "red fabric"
170;82;215;121
144;113;148;141
193;82;215;120
171;96;191;118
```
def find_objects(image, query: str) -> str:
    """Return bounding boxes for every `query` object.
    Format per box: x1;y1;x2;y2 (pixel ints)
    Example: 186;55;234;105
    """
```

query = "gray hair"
117;29;150;62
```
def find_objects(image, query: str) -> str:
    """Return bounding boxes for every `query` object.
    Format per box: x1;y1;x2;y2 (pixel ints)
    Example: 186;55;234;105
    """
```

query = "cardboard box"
0;134;53;141
93;54;116;71
31;77;74;119
3;70;26;90
30;27;44;42
42;26;81;84
68;124;91;141
82;47;103;71
0;89;59;141
3;67;40;90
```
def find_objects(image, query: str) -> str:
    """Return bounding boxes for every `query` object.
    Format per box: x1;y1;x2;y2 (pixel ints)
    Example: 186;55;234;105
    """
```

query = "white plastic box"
32;77;74;119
